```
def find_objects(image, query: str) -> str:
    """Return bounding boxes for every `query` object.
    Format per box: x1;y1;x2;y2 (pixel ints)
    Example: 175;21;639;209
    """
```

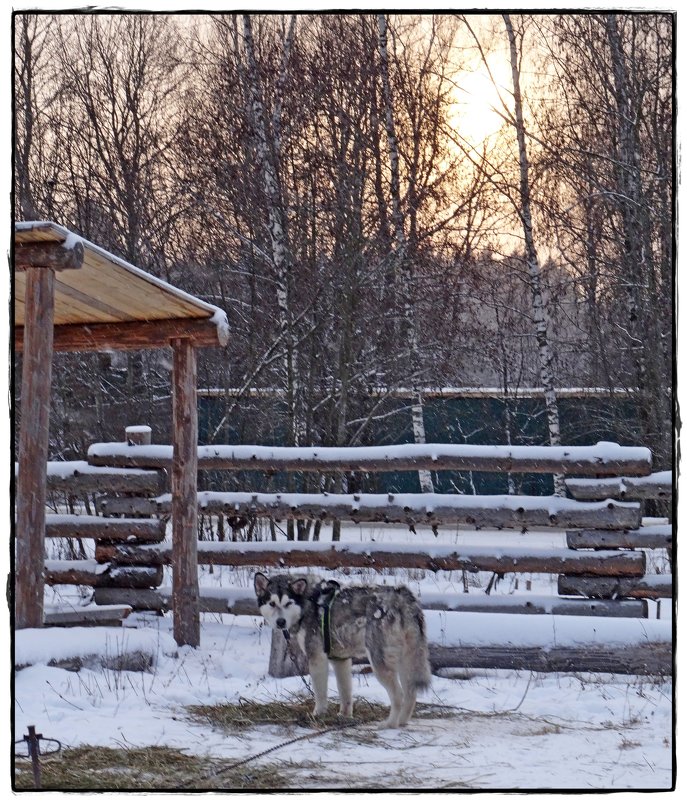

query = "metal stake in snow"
24;726;43;789
16;725;62;789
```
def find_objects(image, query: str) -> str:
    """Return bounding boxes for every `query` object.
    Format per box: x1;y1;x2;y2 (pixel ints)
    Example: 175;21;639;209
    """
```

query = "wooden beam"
92;586;648;619
44;561;163;589
15;267;55;628
15;241;84;272
95;491;643;531
428;641;671;676
14;317;224;353
41;463;165;495
45;515;166;542
171;338;200;647
87;442;653;476
565;473;672;501
566;525;672;550
94;540;647;577
44;604;132;627
558;574;672;600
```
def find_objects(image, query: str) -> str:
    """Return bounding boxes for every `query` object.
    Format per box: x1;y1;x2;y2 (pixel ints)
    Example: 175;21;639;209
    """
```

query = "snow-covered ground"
12;522;675;791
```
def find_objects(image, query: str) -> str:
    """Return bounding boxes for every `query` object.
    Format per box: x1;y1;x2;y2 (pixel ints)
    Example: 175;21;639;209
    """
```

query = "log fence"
26;429;672;676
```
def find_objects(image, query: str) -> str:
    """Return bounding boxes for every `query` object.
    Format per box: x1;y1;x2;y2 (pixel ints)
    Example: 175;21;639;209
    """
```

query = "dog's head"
253;572;308;632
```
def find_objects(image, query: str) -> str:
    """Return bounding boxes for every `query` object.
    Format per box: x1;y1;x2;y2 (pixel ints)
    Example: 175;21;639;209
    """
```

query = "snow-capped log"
93;585;648;619
566;524;672;550
38;460;164;494
565;471;672;500
87;441;653;477
45;514;166;542
93;539;646;577
558;574;672;600
44;560;162;589
428;640;670;676
424;611;671;677
96;491;642;531
44;603;132;627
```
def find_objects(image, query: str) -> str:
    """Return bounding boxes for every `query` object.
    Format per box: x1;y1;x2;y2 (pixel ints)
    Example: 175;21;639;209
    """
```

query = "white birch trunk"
242;15;301;446
377;13;434;493
503;14;564;495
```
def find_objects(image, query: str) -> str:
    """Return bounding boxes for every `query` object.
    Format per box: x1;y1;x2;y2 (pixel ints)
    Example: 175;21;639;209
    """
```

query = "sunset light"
450;57;512;146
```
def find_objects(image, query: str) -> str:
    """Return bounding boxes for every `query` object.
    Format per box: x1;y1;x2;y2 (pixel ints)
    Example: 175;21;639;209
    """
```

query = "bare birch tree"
377;13;434;493
241;15;301;448
502;14;564;494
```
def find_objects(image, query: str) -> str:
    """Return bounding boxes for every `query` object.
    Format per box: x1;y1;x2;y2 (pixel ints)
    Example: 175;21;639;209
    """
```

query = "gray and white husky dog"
253;572;432;728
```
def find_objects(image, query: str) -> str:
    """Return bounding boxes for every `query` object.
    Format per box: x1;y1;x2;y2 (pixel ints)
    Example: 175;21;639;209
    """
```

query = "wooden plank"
87;442;653;476
95;492;643;530
566;472;672;501
93;586;648;618
566;525;672;550
15;266;55;628
45;515;166;542
53;275;141;323
14;317;223;353
171;338;200;647
94;540;647;577
558;574;672;599
15;240;84;272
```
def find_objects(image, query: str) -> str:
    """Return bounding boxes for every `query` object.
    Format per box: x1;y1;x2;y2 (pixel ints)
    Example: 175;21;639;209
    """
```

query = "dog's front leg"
331;658;353;717
308;652;330;717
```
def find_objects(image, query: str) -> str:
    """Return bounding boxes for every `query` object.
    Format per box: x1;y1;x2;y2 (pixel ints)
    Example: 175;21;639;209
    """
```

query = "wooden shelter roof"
14;221;229;352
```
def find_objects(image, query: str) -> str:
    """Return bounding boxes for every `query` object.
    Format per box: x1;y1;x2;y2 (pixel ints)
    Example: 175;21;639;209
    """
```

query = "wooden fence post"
171;338;200;647
126;425;152;446
15;267;55;628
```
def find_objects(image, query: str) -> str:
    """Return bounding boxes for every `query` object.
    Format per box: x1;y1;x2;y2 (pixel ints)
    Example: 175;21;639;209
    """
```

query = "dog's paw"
377;718;401;730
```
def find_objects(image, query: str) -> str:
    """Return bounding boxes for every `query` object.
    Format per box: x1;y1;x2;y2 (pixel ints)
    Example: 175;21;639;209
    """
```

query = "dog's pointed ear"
289;578;308;597
325;579;341;592
254;572;269;595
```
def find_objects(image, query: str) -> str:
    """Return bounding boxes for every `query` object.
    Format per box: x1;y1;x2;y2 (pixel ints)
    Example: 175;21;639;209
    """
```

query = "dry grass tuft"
13;744;289;791
186;696;456;733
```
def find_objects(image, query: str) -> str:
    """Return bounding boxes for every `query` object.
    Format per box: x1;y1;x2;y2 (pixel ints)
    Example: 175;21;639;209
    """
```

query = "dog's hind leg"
331;658;353;717
398;675;418;726
367;656;404;728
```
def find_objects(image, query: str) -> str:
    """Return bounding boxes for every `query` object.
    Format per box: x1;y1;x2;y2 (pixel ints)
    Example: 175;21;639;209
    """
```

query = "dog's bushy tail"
410;606;433;692
394;588;432;691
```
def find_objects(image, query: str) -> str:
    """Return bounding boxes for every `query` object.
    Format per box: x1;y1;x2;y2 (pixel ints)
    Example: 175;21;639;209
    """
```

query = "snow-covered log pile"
35;437;673;678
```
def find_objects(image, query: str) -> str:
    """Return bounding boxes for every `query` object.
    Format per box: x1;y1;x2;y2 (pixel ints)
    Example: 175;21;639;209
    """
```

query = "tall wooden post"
171;337;200;647
15;267;55;628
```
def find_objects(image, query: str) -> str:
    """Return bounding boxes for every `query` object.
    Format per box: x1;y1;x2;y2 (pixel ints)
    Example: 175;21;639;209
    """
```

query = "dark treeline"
14;13;673;469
